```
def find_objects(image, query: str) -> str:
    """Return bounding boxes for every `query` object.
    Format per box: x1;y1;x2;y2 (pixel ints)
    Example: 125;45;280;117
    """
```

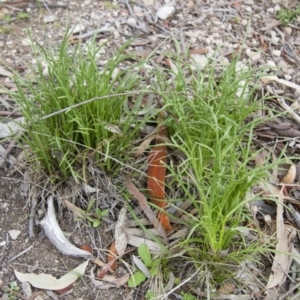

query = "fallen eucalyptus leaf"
14;260;89;290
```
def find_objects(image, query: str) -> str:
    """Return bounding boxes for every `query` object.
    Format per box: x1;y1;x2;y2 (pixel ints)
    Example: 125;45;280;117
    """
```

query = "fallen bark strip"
40;196;93;259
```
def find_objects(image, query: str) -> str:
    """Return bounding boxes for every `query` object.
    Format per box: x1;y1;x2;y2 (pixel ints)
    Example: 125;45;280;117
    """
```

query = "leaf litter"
1;0;300;299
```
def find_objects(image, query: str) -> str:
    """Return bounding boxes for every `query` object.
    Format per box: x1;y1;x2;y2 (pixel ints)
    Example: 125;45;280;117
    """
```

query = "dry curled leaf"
282;164;296;184
107;240;118;271
126;177;168;244
90;267;129;289
64;200;85;219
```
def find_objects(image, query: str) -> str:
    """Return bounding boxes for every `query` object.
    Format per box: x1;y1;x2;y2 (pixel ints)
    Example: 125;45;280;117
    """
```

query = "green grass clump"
152;54;273;275
13;36;151;179
277;5;300;26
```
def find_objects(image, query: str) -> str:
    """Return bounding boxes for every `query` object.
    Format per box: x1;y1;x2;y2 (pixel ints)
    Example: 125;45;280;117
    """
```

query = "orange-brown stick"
147;145;172;232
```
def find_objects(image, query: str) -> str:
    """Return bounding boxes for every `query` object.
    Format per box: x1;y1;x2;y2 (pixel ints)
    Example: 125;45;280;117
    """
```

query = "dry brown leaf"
90;267;129;289
266;188;295;289
80;245;92;253
258;181;281;197
97;259;118;279
133;134;170;157
131;48;153;59
217;282;235;295
64;200;85;219
107;241;118;271
189;48;209;55
260;19;282;31
93;257;106;268
126;177;168;244
258;35;268;52
282;164;296;184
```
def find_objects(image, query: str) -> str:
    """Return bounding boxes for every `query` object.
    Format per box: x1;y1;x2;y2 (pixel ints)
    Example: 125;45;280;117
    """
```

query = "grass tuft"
13;34;153;180
150;52;277;279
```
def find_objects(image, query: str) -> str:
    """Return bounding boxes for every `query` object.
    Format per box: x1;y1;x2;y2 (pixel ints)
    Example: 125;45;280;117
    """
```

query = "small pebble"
284;74;292;81
21;38;31;46
274;5;281;12
186;1;194;8
267;60;276;68
241;19;248;26
272;50;281;57
69;24;85;35
190;54;208;70
126;17;137;27
113;30;120;38
270;36;279;44
9;230;21;240
284;27;292;35
245;48;261;60
156;6;175;20
43;15;56;23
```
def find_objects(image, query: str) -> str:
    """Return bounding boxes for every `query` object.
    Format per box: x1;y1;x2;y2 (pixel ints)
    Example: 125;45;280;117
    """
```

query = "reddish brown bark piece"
147;116;172;233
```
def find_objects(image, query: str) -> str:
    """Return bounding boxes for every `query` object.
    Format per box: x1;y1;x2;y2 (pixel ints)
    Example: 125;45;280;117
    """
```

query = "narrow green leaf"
138;244;151;267
86;198;95;213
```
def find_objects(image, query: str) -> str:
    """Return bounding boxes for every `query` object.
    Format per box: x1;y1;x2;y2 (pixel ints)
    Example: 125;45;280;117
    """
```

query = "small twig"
279;279;300;300
179;28;187;53
283;41;300;66
0;131;22;167
124;0;134;15
160;269;199;300
8;245;34;262
0;287;27;300
71;25;113;40
277;97;300;127
0;111;23;117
